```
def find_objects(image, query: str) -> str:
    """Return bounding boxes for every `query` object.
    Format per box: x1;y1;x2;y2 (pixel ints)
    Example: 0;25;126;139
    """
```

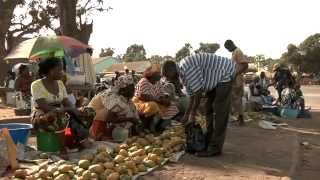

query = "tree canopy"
195;43;220;54
0;0;56;58
175;43;192;61
281;33;320;74
0;0;111;59
123;44;146;62
99;47;114;57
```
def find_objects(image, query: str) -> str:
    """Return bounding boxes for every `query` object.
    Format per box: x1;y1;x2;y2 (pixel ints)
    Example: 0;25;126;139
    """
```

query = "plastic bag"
185;122;206;153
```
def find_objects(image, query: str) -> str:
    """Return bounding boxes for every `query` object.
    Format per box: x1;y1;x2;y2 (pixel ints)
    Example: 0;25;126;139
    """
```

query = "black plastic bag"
185;122;206;153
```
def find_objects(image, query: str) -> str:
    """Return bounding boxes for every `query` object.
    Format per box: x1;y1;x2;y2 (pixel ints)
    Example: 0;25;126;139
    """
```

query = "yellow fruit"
144;146;153;153
88;164;104;174
14;169;28;179
103;162;114;169
58;165;73;173
119;144;129;150
78;160;90;169
54;174;70;180
137;164;147;172
124;160;136;169
132;156;144;164
108;172;120;180
147;153;159;162
128;146;139;152
114;155;125;163
143;159;156;168
119;149;129;157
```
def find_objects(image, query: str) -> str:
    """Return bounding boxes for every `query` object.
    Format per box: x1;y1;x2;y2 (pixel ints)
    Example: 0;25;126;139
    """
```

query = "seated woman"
31;58;89;149
161;60;188;114
133;64;179;132
249;77;274;106
88;75;140;141
15;65;33;108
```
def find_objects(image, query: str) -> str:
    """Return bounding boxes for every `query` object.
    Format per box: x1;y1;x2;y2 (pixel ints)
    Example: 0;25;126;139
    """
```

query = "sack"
0;128;19;174
185;123;206;153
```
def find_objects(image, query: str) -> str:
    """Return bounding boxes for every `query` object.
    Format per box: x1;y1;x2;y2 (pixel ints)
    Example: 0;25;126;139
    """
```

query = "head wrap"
143;64;161;78
114;75;134;89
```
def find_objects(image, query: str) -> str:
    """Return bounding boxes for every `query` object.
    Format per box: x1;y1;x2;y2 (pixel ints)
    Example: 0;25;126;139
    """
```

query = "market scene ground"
1;86;319;180
141;86;320;180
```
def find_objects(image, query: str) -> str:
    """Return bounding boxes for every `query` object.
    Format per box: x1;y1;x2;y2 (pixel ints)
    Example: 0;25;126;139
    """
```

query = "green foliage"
0;0;57;56
123;44;146;62
99;48;114;57
149;55;163;64
176;43;192;61
195;43;220;54
281;33;320;73
252;54;278;71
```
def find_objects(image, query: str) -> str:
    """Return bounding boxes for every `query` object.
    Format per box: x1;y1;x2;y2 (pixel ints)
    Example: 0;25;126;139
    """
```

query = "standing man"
162;53;246;157
224;40;249;126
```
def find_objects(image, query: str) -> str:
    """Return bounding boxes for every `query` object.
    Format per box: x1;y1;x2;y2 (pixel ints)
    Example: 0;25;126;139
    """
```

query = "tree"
195;43;220;54
281;33;320;74
149;55;164;64
56;0;111;44
176;43;192;61
99;48;114;57
123;44;146;62
0;0;56;58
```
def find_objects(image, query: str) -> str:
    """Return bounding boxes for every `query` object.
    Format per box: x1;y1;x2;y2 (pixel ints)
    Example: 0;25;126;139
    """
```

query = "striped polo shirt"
178;53;236;95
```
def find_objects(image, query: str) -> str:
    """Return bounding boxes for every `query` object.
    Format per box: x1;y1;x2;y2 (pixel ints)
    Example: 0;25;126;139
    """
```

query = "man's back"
179;53;236;95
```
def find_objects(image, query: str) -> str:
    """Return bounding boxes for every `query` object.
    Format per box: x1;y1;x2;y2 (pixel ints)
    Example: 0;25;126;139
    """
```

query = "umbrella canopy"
5;36;90;61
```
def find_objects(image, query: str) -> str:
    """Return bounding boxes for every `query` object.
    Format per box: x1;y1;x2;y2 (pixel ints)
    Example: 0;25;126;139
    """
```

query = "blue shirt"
178;53;236;95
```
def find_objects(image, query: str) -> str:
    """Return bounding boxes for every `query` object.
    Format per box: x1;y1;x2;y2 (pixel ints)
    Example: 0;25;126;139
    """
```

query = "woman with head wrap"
132;64;179;132
88;75;140;140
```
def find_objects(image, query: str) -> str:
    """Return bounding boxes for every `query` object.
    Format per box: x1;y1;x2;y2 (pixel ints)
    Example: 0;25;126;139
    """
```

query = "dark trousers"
205;81;232;152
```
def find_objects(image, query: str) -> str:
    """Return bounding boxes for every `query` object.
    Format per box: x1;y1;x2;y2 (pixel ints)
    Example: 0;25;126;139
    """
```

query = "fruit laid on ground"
88;164;104;174
78;160;90;169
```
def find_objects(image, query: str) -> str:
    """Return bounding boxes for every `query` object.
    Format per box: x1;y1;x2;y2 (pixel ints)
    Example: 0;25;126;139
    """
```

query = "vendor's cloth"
160;77;189;113
88;76;139;140
133;77;179;120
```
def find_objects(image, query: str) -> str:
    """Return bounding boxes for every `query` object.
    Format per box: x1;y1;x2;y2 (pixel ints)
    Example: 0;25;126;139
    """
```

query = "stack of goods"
11;125;185;180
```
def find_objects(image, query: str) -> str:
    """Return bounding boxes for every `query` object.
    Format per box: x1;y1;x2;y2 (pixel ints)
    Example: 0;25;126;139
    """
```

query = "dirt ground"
1;86;320;180
141;86;320;180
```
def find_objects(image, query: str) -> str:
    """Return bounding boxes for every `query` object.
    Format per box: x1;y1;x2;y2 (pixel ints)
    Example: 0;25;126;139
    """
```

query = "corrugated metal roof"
92;56;118;73
104;61;151;73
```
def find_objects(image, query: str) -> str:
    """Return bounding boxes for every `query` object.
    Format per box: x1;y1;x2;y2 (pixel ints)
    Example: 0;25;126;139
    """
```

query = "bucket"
0;123;32;145
36;129;65;152
280;108;299;119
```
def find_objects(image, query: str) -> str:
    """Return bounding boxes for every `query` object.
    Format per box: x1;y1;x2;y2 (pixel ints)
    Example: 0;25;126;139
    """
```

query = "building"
92;56;118;74
104;61;151;73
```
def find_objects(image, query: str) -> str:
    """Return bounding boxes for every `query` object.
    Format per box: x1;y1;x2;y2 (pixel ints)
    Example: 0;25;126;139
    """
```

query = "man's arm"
183;91;202;123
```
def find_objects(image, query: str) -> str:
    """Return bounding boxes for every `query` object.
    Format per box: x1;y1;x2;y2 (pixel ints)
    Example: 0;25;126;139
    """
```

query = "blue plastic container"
0;123;33;145
280;108;299;119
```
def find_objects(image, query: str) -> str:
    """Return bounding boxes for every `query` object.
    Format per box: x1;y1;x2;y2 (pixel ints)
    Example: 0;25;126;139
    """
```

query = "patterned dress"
133;78;179;120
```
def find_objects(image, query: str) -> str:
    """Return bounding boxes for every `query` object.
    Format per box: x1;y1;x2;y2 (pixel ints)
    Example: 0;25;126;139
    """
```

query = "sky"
89;0;320;59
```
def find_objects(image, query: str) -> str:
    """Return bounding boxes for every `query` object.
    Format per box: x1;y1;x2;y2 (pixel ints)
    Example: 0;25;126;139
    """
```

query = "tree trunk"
56;0;92;44
0;1;20;58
